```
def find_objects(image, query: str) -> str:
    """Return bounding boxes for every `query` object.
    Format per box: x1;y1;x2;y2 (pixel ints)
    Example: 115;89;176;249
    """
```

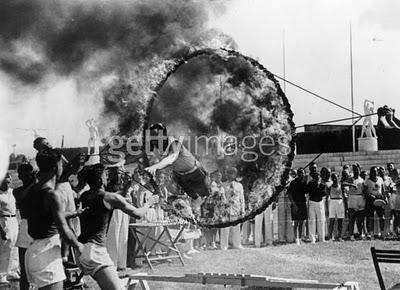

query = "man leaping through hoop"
144;123;210;213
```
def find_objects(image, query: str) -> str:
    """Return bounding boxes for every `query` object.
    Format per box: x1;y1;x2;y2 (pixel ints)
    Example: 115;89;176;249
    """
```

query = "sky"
1;0;400;158
210;0;400;129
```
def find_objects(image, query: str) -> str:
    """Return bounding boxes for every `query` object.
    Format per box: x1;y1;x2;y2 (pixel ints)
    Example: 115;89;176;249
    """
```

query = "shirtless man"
144;123;209;212
78;163;158;290
25;149;84;290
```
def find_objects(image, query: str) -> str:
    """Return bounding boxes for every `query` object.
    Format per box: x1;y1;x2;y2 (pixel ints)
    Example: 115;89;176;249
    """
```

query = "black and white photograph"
0;0;399;289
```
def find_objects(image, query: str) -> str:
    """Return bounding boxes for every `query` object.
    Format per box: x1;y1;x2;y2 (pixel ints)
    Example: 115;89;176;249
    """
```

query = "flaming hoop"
105;47;295;227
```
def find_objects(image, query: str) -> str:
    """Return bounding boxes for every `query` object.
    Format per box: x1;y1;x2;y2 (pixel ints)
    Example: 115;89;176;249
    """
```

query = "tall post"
350;23;355;152
282;29;286;94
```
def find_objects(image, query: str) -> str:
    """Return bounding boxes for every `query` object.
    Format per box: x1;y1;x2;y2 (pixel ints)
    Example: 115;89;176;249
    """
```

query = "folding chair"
371;247;400;290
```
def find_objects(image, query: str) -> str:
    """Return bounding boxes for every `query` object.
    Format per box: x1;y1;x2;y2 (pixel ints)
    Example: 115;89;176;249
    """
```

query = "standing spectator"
327;173;345;241
364;166;385;240
387;162;397;181
201;170;225;249
106;166;132;271
346;164;366;241
278;168;294;243
390;169;400;237
249;172;275;248
220;167;244;250
303;162;318;240
307;173;326;243
320;167;332;238
0;173;19;284
25;149;84;289
340;165;352;239
391;170;400;236
13;164;36;290
287;168;308;245
378;166;395;237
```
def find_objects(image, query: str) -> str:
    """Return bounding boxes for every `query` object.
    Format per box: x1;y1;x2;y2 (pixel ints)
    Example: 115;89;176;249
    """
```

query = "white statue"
86;118;99;155
360;100;377;138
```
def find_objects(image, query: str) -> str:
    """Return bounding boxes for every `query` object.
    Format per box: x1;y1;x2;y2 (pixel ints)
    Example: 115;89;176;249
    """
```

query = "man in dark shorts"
287;168;308;245
25;149;84;290
77;163;158;290
144;123;209;211
13;163;36;290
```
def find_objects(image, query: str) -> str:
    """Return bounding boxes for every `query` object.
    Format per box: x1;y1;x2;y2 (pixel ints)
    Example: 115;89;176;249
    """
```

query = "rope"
295;113;377;129
273;74;362;117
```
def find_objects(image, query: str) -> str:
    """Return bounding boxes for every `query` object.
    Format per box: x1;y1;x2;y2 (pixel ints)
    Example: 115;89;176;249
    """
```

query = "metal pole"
282;29;286;94
350;23;356;152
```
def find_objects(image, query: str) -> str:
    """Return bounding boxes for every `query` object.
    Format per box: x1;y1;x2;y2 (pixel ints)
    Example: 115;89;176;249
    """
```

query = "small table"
129;222;187;270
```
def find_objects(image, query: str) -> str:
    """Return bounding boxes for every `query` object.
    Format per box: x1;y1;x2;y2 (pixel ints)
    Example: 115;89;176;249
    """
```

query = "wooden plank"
124;274;353;289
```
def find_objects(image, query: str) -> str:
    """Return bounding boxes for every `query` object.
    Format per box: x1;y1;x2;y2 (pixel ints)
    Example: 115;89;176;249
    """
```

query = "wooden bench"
371;247;400;290
122;272;359;289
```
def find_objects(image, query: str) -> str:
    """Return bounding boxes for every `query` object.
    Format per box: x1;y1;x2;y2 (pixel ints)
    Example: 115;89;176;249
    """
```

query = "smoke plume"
0;0;232;154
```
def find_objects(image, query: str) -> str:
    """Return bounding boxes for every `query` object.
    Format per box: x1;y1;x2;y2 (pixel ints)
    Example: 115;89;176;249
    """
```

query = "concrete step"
292;149;400;172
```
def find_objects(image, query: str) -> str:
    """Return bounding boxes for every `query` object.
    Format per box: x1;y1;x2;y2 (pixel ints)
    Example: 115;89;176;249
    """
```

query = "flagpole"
282;29;286;94
350;23;355;152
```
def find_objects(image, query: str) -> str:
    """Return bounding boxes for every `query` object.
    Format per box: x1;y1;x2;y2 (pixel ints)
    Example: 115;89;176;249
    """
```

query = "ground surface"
4;240;400;289
141;240;400;290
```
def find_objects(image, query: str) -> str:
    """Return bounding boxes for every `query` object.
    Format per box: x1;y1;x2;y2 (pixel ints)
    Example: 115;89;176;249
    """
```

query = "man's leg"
264;206;273;245
254;212;263;248
308;202;316;243
365;203;374;237
93;266;122;290
278;195;286;242
328;219;335;240
220;227;229;250
337;219;343;239
0;217;12;281
285;197;294;242
348;209;356;239
376;206;385;235
231;225;242;248
18;247;29;290
383;204;392;236
317;202;326;242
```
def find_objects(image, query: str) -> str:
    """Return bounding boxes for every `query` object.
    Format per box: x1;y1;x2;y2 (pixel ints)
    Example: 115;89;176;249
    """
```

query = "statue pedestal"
86;145;100;165
358;137;378;152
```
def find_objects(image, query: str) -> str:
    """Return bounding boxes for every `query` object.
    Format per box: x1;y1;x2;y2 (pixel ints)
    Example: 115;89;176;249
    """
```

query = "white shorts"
25;234;66;288
348;195;366;210
16;219;33;249
329;199;345;219
78;242;114;276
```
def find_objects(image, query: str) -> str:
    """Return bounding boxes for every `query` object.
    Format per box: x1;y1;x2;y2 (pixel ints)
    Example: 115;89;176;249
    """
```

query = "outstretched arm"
104;192;159;218
47;190;83;253
145;141;181;176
